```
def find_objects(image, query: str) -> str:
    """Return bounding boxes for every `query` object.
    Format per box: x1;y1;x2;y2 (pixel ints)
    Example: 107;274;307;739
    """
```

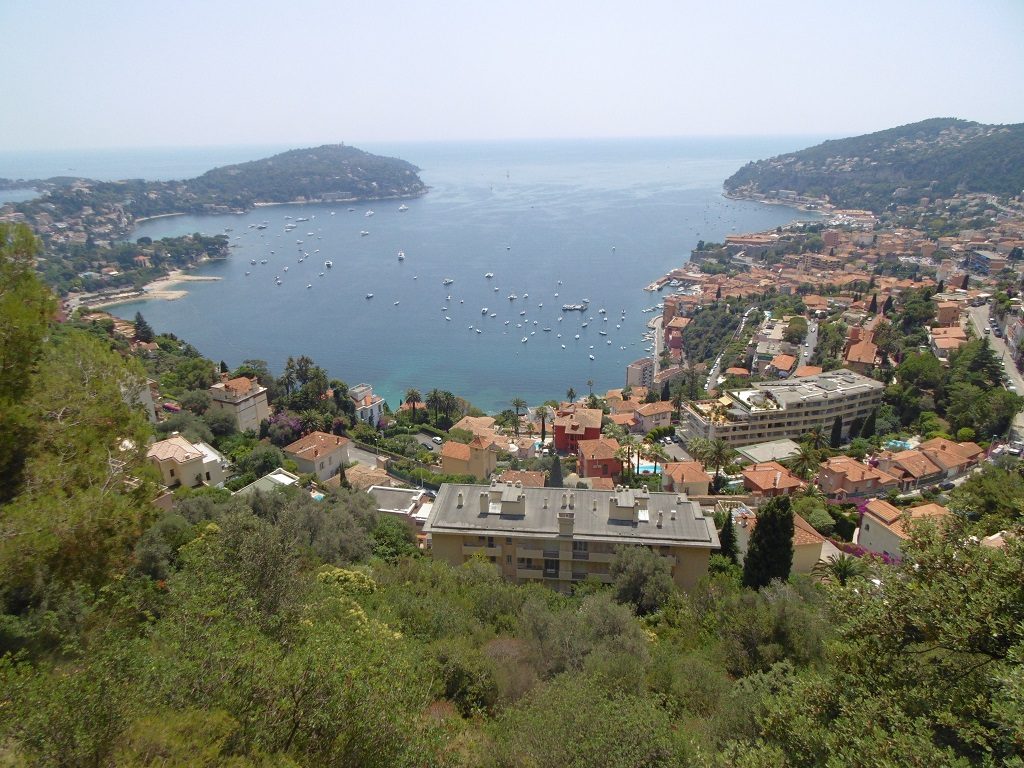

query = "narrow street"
966;304;1024;438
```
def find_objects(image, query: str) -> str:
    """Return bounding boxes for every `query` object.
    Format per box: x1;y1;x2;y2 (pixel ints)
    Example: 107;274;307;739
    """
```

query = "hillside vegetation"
724;118;1024;211
2;223;1023;767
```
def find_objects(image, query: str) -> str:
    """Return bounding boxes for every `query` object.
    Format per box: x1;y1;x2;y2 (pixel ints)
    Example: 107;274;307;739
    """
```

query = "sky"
1;0;1022;150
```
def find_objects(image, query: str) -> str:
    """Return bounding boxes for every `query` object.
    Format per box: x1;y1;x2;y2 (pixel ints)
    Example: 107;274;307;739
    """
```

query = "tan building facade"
681;369;883;448
208;376;271;433
425;481;719;592
283;431;350;482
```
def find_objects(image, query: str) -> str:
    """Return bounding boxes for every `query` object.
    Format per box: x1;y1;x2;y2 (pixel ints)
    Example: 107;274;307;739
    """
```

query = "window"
319;462;324;470
505;537;512;544
572;541;588;552
486;536;495;548
205;472;211;481
543;558;558;577
169;468;175;477
506;555;512;564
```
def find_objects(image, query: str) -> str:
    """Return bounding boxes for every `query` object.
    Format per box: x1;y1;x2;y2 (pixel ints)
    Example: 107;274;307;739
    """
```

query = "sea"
1;138;823;413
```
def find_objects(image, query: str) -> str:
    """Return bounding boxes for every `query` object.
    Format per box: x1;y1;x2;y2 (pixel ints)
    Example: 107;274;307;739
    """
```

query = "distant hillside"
724;118;1024;211
184;144;426;207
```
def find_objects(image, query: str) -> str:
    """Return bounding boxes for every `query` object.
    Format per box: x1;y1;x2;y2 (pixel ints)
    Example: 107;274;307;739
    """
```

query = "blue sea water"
5;138;822;412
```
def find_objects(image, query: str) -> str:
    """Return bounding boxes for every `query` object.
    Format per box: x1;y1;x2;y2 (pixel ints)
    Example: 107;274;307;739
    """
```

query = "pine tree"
548;454;563;488
718;514;738;564
962;274;970;290
133;311;154;343
661;380;670;401
882;295;895;315
868;294;878;314
742;495;795;589
861;408;877;439
937;279;945;293
829;414;843;448
220;360;229;374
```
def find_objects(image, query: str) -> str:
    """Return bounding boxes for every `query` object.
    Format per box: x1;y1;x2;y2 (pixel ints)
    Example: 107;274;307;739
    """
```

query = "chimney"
457;491;464;508
568;493;575;509
543;496;549;509
657;511;663;528
670;508;677;521
774;471;781;488
561;493;568;508
558;510;574;536
592;498;598;511
479;491;488;515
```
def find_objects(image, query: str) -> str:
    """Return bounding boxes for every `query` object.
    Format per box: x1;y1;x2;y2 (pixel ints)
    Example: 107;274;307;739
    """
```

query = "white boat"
475;329;482;334
319;272;325;277
484;272;494;278
283;266;289;272
589;355;595;360
360;231;369;236
599;330;608;336
245;271;250;276
523;293;529;299
398;251;405;260
365;293;374;299
543;327;552;332
574;334;580;340
481;308;489;314
260;259;268;264
521;337;528;343
394;301;400;306
490;313;496;318
296;217;309;222
445;316;451;321
365;210;374;217
561;344;566;349
443;278;454;285
249;259;257;265
306;284;312;289
398;204;409;212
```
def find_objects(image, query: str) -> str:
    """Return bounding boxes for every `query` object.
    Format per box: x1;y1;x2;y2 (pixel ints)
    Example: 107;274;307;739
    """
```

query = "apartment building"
681;369;884;448
424;481;720;591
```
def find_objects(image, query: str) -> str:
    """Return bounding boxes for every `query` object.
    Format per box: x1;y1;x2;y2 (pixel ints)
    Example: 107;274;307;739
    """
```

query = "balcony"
542;549;561;559
571;551;590;561
462;544;501;557
517;567;543;579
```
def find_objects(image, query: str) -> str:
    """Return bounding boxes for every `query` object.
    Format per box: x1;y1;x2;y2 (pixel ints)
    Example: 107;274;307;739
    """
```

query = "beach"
68;270;221;311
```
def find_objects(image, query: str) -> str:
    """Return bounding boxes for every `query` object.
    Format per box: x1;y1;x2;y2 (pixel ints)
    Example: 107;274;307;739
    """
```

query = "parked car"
939;481;956;492
431;436;443;445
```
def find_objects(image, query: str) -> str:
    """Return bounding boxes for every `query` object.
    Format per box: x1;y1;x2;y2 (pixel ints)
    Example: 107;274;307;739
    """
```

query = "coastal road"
705;306;759;392
967;305;1024;438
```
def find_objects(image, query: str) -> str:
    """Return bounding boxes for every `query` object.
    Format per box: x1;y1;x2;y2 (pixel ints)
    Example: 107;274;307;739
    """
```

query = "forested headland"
724;118;1024;211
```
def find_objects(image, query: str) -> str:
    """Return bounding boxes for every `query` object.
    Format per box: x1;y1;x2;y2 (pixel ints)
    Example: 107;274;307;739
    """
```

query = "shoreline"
133;211;188;224
70;269;221;311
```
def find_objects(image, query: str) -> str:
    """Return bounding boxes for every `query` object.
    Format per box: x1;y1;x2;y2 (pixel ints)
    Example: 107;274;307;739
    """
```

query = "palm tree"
440;391;458;421
686;436;711;467
281;356;297;397
404;388;422;421
566;386;577;404
616;434;640;479
812;553;866;586
587;379;594;396
643;442;671;476
705;438;734;490
802;424;827;451
788;443;821;481
510;397;528;437
425;388;443;422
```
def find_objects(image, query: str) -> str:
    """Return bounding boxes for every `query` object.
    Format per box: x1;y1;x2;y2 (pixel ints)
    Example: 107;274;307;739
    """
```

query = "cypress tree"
661;380;670;402
868;294;878;314
829;414;843;448
848;416;863;440
882;295;894;315
548;454;563;488
742;495;795;589
861;408;877;439
937;279;945;293
133;311;154;343
718;514;738;564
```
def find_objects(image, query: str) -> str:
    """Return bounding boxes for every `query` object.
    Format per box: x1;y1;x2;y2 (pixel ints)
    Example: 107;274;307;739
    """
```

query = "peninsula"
0;144;426;295
724;117;1024;212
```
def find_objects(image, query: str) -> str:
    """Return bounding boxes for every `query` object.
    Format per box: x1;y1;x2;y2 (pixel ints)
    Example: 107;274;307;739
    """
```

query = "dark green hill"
724;118;1024;211
184;144;426;206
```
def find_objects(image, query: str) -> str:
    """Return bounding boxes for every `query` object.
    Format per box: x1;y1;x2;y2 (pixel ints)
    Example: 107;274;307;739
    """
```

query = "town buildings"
817;455;899;499
146;433;227;489
208;376;271;433
552;407;603;453
577;437;623;481
859;499;950;559
681;369;883;448
440;437;498;481
282;431;350;482
348;383;385;425
424;481;720;591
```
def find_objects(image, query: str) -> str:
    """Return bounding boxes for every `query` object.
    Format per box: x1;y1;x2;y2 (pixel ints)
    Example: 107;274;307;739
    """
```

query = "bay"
94;138;818;413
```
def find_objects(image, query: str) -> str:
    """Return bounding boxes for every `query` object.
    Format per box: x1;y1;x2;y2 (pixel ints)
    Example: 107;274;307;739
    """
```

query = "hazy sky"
2;0;1022;150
